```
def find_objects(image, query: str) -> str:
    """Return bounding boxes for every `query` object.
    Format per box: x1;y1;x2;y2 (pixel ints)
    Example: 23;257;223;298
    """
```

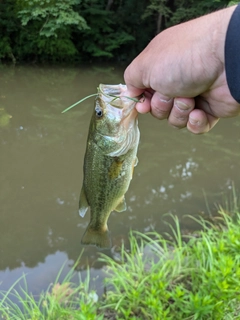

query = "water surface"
0;65;239;298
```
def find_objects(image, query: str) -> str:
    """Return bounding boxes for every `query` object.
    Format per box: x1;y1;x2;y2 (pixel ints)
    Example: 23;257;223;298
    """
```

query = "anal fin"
134;156;138;167
79;187;89;217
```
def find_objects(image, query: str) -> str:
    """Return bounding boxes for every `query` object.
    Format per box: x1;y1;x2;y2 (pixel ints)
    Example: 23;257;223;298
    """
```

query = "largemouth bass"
79;84;140;248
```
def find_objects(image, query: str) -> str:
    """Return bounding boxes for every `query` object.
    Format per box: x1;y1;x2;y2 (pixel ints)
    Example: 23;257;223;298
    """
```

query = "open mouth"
99;84;122;97
98;84;124;109
98;84;143;114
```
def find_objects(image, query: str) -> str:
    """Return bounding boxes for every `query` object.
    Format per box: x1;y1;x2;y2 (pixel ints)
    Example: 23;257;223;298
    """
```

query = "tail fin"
81;226;111;249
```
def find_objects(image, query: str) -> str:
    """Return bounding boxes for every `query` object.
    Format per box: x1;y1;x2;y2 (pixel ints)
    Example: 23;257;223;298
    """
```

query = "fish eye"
95;106;103;118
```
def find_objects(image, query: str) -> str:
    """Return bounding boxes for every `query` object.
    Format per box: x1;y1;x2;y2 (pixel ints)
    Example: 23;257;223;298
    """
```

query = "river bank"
1;203;240;319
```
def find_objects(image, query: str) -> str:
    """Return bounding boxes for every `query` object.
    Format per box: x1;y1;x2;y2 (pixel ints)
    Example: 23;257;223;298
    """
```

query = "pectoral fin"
108;158;124;179
115;196;127;212
79;187;89;218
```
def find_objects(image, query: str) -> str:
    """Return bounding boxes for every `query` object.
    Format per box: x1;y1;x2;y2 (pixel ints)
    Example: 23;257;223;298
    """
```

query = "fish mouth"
99;84;123;97
101;83;139;130
98;84;125;109
97;84;140;157
98;84;141;114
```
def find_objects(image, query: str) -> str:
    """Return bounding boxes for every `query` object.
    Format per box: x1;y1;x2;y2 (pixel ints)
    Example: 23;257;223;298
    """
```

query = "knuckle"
151;104;170;119
150;96;172;119
169;122;186;129
168;113;188;127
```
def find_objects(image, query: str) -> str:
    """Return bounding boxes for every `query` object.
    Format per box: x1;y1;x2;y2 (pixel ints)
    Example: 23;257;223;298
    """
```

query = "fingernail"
175;100;190;111
189;117;200;125
159;98;173;103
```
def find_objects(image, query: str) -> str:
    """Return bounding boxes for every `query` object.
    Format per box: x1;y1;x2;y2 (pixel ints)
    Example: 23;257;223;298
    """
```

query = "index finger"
123;85;145;98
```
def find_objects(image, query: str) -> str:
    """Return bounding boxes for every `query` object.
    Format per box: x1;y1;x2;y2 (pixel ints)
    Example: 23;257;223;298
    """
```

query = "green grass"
0;260;100;320
1;207;240;319
101;212;240;319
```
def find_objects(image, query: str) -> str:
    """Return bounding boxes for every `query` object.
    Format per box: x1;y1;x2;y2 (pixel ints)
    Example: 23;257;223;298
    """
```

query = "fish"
79;84;140;248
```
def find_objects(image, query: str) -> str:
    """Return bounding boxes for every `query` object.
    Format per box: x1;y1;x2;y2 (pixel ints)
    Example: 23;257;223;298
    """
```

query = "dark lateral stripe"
225;4;240;103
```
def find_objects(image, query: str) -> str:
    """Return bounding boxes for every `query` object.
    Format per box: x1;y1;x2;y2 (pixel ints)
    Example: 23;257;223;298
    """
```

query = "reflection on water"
0;65;239;297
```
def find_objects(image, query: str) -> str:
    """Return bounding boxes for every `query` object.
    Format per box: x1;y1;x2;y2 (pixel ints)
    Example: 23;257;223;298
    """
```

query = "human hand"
124;5;240;134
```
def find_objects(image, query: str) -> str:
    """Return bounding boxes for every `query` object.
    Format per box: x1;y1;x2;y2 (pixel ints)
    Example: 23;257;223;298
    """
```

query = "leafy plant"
14;0;88;62
17;0;88;37
100;211;240;319
0;259;100;320
142;0;172;33
77;1;135;59
0;0;231;63
167;0;230;27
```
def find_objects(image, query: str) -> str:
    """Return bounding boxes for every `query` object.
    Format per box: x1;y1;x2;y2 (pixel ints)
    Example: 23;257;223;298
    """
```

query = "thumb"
124;85;145;98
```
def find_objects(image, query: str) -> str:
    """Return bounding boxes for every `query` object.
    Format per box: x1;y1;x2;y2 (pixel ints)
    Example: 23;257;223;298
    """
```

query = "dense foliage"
0;0;232;63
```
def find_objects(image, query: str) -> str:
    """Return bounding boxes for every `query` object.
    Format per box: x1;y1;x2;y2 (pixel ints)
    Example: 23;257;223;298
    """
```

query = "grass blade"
61;93;97;113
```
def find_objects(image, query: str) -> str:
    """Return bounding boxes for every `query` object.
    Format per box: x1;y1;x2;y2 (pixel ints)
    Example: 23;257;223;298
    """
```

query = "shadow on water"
0;64;240;297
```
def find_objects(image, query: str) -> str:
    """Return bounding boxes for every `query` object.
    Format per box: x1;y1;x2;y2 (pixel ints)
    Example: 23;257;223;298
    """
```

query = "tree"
76;0;135;60
15;0;88;62
0;0;234;63
167;0;230;27
142;0;171;34
0;0;18;62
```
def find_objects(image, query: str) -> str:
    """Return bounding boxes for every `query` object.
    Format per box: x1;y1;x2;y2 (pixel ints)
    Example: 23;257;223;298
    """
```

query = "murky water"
0;65;240;299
